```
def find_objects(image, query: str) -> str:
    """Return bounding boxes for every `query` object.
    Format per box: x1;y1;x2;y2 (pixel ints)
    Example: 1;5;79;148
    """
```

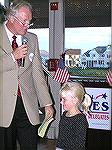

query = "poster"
85;87;111;130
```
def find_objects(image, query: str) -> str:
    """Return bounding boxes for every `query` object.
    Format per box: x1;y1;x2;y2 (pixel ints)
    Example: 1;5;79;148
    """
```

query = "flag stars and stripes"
53;56;70;83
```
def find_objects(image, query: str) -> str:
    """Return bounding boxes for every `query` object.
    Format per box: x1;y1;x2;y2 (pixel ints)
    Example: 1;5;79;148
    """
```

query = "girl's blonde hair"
60;82;92;114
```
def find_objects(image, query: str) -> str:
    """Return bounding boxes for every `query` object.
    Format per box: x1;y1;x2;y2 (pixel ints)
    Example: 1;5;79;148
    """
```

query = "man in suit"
0;1;54;150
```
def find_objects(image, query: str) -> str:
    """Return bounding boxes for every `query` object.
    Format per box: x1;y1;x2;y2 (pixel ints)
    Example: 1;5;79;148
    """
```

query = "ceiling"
10;0;111;28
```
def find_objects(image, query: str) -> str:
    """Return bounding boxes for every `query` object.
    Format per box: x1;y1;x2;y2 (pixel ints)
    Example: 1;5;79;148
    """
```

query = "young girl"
56;82;92;150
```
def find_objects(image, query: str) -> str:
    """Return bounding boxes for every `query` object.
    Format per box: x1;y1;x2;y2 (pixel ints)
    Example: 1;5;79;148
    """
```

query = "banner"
85;87;111;130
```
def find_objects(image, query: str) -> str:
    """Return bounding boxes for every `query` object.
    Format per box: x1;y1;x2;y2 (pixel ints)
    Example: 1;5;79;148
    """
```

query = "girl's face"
60;90;75;111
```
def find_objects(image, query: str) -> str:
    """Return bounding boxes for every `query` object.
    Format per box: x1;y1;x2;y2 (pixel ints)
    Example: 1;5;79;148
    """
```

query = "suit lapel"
22;33;34;64
18;33;32;75
2;25;13;54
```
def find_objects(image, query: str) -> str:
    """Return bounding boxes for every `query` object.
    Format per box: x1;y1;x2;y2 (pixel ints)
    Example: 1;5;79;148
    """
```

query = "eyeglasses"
13;15;33;28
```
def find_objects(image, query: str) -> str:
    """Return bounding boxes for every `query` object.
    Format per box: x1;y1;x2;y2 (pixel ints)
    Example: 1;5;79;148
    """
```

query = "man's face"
10;6;32;35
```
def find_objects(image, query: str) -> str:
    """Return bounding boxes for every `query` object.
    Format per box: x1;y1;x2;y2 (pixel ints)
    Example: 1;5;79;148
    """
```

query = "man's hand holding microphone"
12;38;28;67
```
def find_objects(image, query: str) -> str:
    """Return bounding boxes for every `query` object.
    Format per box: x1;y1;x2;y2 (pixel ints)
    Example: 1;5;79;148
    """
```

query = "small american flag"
106;70;112;86
53;57;70;83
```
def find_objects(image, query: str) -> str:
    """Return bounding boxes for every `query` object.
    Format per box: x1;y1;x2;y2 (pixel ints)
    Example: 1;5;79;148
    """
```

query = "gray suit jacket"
0;24;53;127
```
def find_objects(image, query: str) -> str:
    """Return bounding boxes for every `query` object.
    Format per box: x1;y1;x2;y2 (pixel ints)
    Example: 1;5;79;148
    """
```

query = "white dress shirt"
4;21;22;62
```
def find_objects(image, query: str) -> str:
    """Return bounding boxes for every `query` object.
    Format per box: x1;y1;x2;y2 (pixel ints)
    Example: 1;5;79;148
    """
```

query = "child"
56;82;92;150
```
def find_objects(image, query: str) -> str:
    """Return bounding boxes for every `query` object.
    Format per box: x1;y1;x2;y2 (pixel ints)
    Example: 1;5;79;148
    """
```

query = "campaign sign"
85;88;111;130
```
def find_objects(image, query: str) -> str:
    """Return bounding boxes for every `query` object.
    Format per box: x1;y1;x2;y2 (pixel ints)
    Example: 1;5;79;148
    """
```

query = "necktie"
12;35;21;97
12;35;22;66
12;35;18;49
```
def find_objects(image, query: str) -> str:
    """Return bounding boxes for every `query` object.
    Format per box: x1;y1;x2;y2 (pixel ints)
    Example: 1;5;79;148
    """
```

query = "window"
65;27;111;83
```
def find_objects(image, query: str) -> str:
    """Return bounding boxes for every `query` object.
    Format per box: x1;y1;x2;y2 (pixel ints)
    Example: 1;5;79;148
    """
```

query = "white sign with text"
85;87;111;130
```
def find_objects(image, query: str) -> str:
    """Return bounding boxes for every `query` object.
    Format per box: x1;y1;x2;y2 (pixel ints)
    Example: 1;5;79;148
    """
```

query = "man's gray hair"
6;0;32;18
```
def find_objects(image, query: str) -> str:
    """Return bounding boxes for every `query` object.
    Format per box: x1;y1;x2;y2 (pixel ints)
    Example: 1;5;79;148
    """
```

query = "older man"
0;1;54;150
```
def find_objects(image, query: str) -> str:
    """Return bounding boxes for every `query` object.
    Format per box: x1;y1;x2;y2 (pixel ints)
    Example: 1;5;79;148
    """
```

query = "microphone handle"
21;39;27;67
21;58;25;67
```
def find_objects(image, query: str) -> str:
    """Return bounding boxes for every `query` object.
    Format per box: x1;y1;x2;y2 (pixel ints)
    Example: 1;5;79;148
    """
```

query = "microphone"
21;37;28;67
